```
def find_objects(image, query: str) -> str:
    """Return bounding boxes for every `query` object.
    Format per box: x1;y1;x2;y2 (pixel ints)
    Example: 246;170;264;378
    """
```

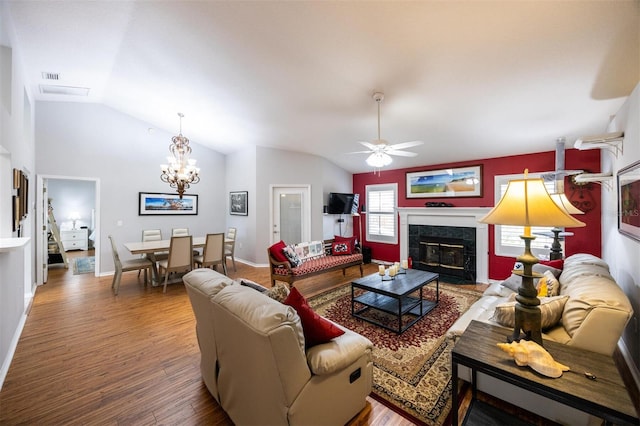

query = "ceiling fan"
350;92;424;168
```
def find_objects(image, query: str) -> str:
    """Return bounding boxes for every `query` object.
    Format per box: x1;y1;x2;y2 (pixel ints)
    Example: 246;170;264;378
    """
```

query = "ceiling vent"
41;72;59;80
39;85;90;97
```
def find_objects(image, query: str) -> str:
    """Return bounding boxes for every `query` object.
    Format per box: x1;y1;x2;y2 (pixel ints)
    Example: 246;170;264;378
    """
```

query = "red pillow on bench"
331;240;352;255
269;240;288;263
333;235;356;255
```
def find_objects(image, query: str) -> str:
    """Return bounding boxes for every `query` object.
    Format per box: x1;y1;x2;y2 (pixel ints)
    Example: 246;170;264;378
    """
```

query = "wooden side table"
451;321;638;426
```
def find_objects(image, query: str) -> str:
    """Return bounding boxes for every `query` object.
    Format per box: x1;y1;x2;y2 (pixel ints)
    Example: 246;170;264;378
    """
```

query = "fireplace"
414;230;476;281
398;207;490;283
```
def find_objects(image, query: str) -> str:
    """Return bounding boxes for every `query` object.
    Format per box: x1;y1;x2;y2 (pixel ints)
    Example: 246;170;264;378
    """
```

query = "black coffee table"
351;269;439;334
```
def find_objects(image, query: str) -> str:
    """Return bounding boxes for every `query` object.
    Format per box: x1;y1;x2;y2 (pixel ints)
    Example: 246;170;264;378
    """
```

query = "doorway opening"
36;175;100;285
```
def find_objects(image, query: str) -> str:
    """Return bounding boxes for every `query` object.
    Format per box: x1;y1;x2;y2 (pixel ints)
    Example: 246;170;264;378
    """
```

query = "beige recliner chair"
183;268;373;425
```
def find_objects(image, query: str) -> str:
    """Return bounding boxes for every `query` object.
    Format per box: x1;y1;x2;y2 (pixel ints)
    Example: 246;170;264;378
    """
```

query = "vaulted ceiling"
6;1;639;173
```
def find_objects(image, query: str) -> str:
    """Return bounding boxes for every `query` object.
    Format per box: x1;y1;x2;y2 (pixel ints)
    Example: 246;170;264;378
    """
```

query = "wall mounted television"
327;192;355;214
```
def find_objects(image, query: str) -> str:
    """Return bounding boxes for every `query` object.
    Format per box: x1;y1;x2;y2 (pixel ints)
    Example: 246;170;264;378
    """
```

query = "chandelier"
160;112;200;198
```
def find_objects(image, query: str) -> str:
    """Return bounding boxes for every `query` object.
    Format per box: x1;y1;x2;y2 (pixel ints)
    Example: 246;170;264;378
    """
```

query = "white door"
271;185;311;245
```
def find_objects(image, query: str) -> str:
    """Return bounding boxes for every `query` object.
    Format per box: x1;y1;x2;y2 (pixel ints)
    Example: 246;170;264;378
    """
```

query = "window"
366;183;397;244
493;173;557;259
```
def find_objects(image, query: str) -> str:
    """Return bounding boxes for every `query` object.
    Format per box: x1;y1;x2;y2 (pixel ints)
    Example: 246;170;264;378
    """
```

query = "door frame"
36;174;101;285
269;184;311;245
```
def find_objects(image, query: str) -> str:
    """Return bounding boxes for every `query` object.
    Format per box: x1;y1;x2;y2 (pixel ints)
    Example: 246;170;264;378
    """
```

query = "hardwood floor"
2;253;427;425
3;252;628;425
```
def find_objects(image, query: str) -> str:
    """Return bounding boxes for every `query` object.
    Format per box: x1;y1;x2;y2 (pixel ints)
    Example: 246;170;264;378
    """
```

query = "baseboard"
233;258;268;268
0;309;28;391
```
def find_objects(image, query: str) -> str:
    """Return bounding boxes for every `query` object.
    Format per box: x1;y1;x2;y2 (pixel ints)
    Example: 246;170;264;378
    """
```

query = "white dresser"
60;229;88;251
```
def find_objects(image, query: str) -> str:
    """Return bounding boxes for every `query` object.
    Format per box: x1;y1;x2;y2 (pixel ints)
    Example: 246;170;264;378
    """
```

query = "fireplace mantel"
398;207;490;283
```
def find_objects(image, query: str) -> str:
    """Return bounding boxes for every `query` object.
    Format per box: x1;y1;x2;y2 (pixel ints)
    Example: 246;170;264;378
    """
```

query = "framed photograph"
406;165;482;198
138;192;198;215
230;191;248;216
618;160;640;242
12;195;19;232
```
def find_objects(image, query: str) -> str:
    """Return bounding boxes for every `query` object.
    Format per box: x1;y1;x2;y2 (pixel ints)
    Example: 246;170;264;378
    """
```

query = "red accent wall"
352;149;601;281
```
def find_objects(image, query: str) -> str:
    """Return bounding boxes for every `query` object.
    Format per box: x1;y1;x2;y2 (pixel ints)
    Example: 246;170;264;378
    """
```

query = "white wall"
321;158;355;240
225;145;257;264
0;2;36;389
35;102;228;274
602;82;640;383
221;146;353;265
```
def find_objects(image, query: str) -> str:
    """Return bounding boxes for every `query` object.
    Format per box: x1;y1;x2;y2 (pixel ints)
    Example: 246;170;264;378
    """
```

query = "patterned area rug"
72;256;95;275
308;283;481;426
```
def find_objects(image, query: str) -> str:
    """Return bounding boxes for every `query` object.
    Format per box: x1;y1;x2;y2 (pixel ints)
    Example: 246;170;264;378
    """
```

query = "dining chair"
108;235;153;295
224;227;237;272
158;235;193;293
194;233;227;275
172;227;201;256
138;229;168;279
172;228;190;236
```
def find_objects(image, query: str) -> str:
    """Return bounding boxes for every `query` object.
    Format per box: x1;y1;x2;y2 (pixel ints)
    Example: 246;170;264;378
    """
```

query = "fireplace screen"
419;237;470;279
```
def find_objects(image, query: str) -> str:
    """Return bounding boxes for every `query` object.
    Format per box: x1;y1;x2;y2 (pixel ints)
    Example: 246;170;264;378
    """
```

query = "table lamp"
479;170;585;346
69;212;80;230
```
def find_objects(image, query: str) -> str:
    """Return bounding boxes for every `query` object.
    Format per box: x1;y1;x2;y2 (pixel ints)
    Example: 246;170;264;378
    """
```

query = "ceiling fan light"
366;152;393;168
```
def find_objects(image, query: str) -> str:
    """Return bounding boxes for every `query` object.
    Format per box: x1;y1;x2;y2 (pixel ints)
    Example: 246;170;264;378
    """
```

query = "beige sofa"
448;253;633;356
183;268;374;425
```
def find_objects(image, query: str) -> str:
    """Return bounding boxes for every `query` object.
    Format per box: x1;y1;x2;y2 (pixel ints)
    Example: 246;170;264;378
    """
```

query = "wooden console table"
451;321;638;425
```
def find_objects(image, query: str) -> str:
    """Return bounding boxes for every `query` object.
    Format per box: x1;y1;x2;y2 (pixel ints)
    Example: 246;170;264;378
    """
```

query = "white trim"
366;183;398;244
269;184;311;245
0;309;27;391
398;207;490;283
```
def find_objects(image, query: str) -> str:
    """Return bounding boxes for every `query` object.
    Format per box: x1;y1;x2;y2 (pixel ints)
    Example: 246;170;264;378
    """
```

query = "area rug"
307;283;481;426
72;256;95;275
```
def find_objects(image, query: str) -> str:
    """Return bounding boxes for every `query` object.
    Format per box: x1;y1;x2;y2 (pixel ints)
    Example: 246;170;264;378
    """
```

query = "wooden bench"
268;239;364;287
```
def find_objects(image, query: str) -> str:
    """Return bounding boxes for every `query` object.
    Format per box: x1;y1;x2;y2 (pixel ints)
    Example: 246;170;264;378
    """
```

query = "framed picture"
138;192;198;215
230;191;248;216
406;165;482;198
617;160;640;242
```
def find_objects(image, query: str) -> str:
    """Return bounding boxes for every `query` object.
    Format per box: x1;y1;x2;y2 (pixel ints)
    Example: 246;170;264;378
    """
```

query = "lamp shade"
479;174;585;231
550;193;584;215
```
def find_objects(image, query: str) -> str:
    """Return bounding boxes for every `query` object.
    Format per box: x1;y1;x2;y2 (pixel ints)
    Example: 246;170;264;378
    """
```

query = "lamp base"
509;235;544;347
509;302;543;345
549;228;563;260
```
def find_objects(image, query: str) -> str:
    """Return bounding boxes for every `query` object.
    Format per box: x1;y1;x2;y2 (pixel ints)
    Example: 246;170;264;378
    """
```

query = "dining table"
124;237;209;284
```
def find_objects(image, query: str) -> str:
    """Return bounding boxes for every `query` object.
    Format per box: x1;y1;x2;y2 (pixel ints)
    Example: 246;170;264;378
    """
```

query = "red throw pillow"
333;235;356;254
284;287;344;347
269;240;288;263
539;259;564;270
331;240;351;256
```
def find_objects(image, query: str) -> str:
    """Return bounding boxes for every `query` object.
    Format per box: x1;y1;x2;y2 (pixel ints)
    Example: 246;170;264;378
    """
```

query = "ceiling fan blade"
388;141;424;150
387;150;418;157
358;141;378;151
346;150;374;155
